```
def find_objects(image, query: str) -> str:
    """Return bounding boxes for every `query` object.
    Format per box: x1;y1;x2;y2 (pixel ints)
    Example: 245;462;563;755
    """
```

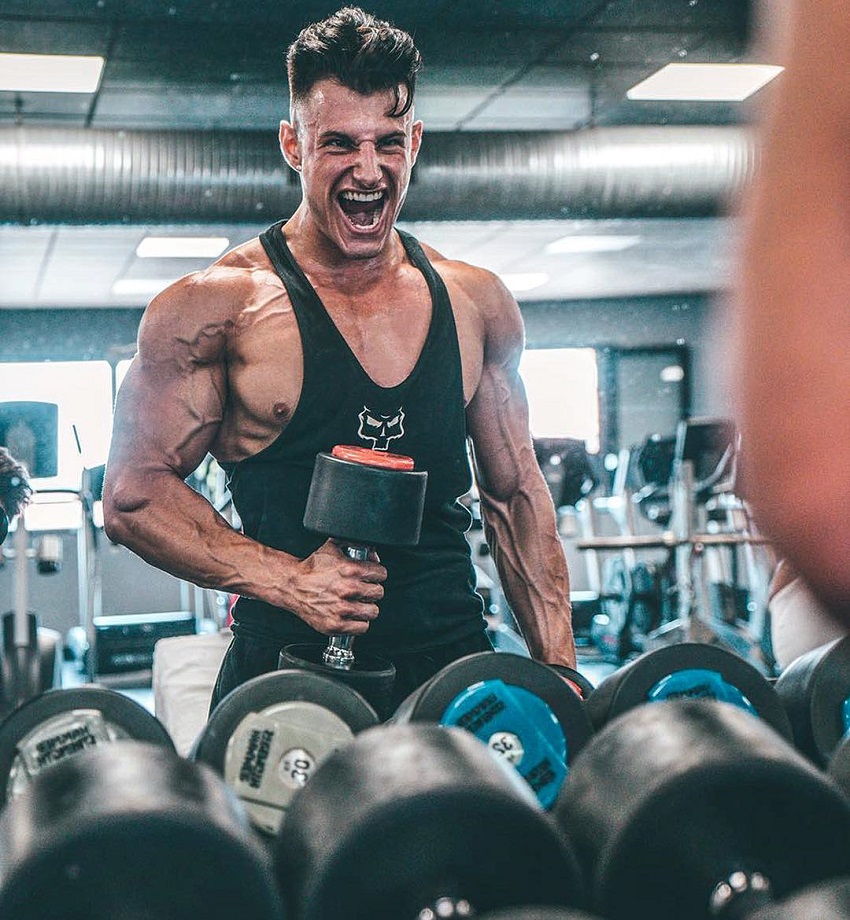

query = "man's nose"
352;143;382;185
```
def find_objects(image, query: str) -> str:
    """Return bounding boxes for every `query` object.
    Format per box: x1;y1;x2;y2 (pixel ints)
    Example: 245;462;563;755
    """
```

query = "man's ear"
410;120;423;165
279;120;302;173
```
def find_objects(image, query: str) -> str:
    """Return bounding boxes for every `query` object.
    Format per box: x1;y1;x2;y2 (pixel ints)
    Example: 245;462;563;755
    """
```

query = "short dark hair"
287;6;422;117
0;447;31;518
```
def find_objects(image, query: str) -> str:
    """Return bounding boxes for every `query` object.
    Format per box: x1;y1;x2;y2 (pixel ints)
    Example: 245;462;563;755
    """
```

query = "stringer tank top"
224;221;486;654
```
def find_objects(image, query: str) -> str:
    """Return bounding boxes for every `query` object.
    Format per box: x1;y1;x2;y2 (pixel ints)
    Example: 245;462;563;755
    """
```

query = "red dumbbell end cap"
330;445;415;471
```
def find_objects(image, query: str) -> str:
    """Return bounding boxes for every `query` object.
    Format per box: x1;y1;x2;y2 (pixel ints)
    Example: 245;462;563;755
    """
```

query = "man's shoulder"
148;237;283;317
417;243;517;332
415;239;506;298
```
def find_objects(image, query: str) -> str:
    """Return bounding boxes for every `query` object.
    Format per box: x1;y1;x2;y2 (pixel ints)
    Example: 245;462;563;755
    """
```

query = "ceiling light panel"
0;53;105;94
545;235;641;255
111;279;177;297
500;272;549;293
627;63;783;102
136;237;230;259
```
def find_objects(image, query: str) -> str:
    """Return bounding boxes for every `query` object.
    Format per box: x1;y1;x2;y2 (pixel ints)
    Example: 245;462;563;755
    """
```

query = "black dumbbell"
555;700;850;920
826;728;850;795
584;642;792;740
546;663;595;700
747;878;850;920
773;635;850;766
191;668;379;838
0;741;284;919
275;723;585;919
0;685;174;807
281;445;427;717
392;651;594;810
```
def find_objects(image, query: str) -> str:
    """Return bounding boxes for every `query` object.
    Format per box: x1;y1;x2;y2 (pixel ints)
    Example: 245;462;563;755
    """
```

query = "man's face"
280;79;423;260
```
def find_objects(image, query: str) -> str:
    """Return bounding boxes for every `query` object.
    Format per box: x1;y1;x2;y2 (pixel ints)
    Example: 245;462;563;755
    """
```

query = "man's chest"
222;274;483;445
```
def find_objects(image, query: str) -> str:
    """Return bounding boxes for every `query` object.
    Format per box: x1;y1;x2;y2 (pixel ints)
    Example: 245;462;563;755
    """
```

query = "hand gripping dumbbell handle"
323;543;371;669
304;446;428;671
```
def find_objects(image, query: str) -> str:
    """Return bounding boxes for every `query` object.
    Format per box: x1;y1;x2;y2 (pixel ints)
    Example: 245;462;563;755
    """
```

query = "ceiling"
0;0;757;307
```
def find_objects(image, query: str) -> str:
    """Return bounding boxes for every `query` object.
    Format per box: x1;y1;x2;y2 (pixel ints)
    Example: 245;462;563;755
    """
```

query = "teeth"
340;190;383;202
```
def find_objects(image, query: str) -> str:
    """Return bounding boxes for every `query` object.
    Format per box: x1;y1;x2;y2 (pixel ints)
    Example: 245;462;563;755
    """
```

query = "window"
0;361;113;530
115;357;133;395
519;347;600;452
0;361;113;490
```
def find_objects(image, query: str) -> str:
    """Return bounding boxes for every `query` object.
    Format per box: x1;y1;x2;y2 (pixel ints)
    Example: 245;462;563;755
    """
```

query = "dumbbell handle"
322;543;371;670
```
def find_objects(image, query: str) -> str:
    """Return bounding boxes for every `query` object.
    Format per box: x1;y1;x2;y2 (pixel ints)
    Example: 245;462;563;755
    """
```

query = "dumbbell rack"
577;458;774;673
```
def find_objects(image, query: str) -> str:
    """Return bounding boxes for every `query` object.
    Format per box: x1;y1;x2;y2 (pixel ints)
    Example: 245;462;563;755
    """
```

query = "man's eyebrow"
317;130;354;142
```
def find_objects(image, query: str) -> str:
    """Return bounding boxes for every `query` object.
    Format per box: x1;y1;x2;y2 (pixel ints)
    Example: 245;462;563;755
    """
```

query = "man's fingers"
343;600;381;621
328;618;372;636
361;565;387;583
346;581;384;602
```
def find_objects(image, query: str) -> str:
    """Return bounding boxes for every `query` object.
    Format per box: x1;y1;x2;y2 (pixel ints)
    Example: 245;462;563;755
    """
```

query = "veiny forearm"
478;476;575;667
103;469;300;607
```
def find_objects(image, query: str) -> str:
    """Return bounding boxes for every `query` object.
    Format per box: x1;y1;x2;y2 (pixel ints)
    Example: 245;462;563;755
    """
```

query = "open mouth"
338;189;386;230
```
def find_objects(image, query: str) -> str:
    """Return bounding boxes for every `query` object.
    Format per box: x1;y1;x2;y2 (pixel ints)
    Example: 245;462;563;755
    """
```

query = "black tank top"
224;220;486;654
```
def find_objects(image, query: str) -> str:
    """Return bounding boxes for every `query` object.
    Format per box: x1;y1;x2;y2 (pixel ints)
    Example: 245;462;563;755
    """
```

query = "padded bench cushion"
152;630;232;756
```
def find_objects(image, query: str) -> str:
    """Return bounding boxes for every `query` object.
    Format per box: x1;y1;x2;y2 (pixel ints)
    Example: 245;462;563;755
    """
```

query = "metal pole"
13;513;29;647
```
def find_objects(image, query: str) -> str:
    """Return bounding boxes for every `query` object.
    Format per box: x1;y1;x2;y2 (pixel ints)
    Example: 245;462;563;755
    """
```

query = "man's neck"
283;208;405;294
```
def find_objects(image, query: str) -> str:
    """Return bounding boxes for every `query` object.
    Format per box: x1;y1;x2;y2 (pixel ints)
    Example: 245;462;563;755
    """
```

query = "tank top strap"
258;220;338;353
396;229;454;326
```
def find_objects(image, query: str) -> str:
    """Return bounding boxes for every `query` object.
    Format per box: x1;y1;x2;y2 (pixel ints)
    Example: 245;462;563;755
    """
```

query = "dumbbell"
280;445;427;717
554;700;850;920
746;878;850;920
826;728;850;795
274;723;585;919
392;651;594;809
191;668;379;837
546;663;595;700
0;741;284;919
584;642;792;740
773;635;850;766
0;685;174;806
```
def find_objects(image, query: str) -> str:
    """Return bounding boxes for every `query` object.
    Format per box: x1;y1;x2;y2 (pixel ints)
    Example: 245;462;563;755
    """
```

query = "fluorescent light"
500;272;549;293
0;53;105;94
545;235;641;255
136;236;230;259
660;364;685;383
111;279;177;297
627;63;783;102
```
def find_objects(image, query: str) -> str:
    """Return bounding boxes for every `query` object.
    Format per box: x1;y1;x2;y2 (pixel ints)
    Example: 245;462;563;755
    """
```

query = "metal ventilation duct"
0;125;754;224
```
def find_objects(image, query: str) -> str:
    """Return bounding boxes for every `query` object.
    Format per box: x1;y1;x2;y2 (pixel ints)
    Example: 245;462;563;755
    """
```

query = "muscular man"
0;447;31;546
103;6;575;710
731;0;850;620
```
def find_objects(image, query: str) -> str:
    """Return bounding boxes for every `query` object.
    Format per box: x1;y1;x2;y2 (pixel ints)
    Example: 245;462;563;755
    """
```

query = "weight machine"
0;401;64;713
577;417;776;674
